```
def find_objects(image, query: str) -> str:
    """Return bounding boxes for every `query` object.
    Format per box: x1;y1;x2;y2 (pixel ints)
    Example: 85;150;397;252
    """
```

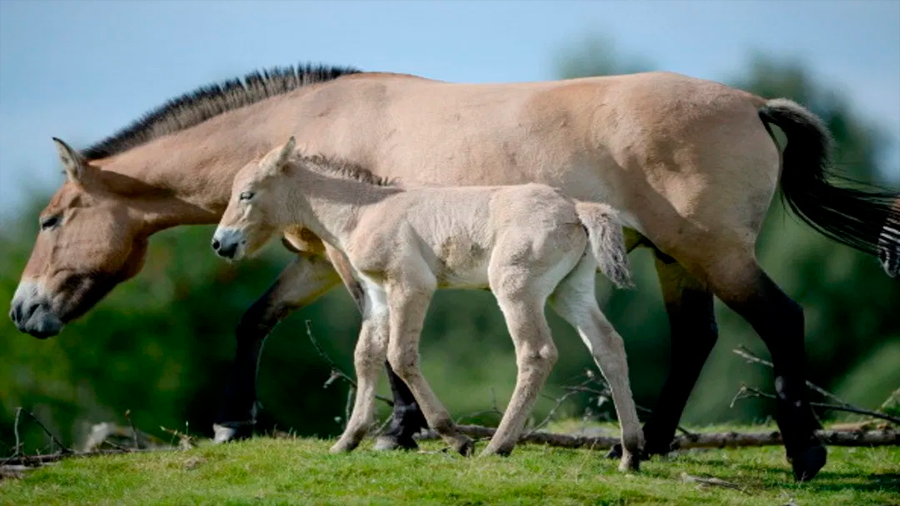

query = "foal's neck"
281;168;400;248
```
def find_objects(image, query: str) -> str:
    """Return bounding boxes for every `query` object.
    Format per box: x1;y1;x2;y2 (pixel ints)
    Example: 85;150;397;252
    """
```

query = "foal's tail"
574;202;633;288
758;99;900;276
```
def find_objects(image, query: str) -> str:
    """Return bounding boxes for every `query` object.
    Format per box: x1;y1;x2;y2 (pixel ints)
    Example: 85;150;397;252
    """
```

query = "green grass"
2;431;898;506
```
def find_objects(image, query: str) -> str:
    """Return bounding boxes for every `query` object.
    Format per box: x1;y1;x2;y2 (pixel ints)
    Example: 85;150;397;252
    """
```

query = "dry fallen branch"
418;424;900;450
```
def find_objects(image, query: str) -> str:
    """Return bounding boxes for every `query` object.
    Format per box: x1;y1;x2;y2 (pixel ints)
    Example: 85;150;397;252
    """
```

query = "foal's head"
10;140;151;337
212;138;297;261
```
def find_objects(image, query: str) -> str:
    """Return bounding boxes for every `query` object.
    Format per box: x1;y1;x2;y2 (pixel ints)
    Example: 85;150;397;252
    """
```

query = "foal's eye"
239;191;254;202
40;215;61;231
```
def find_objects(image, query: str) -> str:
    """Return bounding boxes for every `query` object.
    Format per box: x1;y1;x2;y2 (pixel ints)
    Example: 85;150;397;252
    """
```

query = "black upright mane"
81;63;361;160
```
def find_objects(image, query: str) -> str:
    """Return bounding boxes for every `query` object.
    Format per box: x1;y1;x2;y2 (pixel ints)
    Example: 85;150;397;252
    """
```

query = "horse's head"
9;139;151;338
212;137;296;262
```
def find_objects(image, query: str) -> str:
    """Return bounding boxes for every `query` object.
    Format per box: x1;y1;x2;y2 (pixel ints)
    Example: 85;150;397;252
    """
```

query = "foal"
212;138;643;469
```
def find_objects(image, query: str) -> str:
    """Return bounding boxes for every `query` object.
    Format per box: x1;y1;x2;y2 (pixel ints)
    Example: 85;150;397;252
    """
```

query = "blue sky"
1;0;898;221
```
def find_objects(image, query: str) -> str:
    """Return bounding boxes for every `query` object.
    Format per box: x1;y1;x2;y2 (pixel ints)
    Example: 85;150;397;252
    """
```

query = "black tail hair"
758;98;900;257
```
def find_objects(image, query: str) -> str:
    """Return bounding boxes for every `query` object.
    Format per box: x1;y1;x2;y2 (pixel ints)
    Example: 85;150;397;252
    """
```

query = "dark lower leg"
608;256;718;458
214;254;340;441
375;361;429;450
214;297;284;439
721;271;824;481
643;266;718;455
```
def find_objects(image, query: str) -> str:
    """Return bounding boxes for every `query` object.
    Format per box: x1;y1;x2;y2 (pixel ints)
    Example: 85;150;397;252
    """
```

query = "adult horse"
9;64;899;482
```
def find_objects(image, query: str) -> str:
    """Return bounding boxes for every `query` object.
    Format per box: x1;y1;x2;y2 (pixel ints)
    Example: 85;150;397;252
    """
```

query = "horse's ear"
260;136;296;175
52;137;86;183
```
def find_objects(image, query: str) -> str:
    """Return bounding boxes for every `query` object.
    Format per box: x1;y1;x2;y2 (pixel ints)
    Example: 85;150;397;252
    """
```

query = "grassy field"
2;430;899;506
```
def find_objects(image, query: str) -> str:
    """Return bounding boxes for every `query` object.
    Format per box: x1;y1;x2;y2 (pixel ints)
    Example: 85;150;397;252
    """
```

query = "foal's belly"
432;240;492;290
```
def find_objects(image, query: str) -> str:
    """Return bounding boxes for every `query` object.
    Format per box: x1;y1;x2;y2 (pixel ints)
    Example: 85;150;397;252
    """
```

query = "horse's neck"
91;92;310;232
284;169;399;249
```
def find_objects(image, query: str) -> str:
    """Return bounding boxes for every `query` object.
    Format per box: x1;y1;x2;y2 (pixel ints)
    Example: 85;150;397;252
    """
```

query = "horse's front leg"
213;253;341;443
373;362;430;451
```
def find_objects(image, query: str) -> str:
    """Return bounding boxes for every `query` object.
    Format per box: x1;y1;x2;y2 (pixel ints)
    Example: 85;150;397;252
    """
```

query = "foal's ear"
52;137;87;184
260;137;296;175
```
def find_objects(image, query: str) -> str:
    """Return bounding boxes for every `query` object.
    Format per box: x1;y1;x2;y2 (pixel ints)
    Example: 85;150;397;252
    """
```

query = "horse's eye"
239;191;254;202
40;215;61;230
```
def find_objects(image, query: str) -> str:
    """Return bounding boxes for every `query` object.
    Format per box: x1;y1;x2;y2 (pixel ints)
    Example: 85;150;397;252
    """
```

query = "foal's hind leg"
482;292;559;457
385;283;474;456
701;246;824;481
550;258;643;471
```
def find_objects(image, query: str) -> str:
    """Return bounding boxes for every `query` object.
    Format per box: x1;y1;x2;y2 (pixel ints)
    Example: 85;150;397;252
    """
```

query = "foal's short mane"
81;63;361;161
293;153;395;187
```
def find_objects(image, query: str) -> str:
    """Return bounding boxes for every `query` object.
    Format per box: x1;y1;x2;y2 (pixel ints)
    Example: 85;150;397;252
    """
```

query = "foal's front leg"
385;283;474;456
331;305;389;453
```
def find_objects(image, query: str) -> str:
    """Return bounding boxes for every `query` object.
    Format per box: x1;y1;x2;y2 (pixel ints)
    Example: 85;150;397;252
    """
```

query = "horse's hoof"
791;444;827;482
454;436;475;457
373;434;419;451
605;443;622;460
212;423;252;444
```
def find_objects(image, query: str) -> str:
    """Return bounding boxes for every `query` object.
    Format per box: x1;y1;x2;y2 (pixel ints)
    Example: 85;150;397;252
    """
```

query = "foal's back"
350;183;587;289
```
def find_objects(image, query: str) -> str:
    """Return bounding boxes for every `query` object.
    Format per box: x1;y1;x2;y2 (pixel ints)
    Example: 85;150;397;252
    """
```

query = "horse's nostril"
211;238;221;251
9;303;20;324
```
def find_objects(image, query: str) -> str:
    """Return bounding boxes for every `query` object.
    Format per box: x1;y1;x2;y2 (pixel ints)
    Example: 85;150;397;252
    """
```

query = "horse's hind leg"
644;253;718;455
550;257;643;471
701;245;824;481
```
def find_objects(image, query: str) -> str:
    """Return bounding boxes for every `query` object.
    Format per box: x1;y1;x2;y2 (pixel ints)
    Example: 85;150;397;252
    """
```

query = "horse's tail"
574;202;633;288
758;98;900;276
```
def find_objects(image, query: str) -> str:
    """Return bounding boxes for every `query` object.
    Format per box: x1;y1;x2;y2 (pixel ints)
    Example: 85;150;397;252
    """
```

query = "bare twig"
16;409;71;454
124;410;139;450
733;346;844;404
12;407;22;456
564;372;696;438
304;320;393;406
731;384;900;425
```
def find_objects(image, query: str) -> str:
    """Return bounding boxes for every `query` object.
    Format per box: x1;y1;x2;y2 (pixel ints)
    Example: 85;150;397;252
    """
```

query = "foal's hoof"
480;443;514;457
790;444;827;482
618;453;641;473
212;423;253;444
373;434;419;451
330;439;359;454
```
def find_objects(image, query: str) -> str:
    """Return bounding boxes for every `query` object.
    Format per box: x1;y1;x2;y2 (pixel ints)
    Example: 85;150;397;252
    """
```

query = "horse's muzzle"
9;281;64;338
9;299;64;338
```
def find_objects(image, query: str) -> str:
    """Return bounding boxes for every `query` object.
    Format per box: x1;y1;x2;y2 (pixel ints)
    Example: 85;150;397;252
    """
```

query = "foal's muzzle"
211;228;246;260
